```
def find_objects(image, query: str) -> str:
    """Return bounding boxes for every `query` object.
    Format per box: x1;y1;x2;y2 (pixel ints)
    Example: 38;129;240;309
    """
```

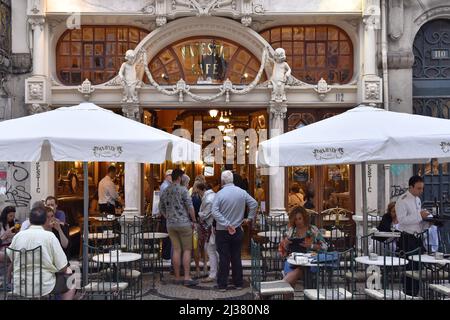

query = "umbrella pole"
82;162;89;287
361;161;368;255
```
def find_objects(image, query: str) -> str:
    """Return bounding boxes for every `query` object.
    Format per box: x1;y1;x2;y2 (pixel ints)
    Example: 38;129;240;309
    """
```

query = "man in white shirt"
7;207;75;299
98;165;119;215
395;175;431;296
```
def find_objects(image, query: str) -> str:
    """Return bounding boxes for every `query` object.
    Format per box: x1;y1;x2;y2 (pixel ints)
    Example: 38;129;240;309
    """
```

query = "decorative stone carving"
363;0;381;30
78;79;95;100
362;75;383;104
122;104;142;122
28;0;42;15
28;16;45;31
241;15;252;27
28;103;50;115
313;78;332;101
414;6;450;26
269;101;287;120
267;48;291;103
25;76;48;105
156;15;167;26
119;50;139;103
388;0;403;40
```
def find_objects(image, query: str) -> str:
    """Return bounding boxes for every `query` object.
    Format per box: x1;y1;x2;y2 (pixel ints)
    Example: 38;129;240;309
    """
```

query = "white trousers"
205;232;219;279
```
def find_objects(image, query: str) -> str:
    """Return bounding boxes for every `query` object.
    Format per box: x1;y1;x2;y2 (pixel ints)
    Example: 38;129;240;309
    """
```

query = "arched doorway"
412;19;450;217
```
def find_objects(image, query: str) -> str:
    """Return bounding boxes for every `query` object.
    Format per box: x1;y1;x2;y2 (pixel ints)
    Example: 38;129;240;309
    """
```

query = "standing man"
45;196;66;223
159;169;198;286
212;170;257;292
160;169;173;193
395;175;431;296
98;165;119;216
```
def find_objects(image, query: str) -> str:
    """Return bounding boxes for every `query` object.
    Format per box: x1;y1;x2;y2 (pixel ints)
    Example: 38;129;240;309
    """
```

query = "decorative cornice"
414;5;450;26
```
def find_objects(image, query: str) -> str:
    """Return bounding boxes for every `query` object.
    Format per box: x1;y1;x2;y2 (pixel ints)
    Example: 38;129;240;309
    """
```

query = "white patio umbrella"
0;102;201;285
257;105;450;243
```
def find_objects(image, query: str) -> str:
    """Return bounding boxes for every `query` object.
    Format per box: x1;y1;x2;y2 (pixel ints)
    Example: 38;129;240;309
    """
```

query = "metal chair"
82;244;128;300
250;239;294;300
304;248;355;300
259;213;288;281
364;247;423;300
4;246;46;300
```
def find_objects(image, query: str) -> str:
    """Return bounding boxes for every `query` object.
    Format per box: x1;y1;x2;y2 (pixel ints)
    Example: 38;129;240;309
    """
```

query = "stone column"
121;104;142;219
29;16;45;76
268;101;287;217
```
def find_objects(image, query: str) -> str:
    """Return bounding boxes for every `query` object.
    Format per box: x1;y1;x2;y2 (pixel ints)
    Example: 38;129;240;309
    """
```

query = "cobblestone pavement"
140;273;254;300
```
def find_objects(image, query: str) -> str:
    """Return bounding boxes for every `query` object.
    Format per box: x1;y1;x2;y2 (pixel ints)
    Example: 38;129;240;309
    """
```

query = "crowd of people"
0;196;80;300
157;169;258;291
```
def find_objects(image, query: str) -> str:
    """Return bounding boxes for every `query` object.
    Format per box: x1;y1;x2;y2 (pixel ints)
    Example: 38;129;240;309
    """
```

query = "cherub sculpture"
119;50;139;103
267;47;292;102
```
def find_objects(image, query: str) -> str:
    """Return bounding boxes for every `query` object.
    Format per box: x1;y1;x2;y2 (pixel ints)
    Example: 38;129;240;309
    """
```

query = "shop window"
260;25;353;84
146;37;266;85
56;26;149;85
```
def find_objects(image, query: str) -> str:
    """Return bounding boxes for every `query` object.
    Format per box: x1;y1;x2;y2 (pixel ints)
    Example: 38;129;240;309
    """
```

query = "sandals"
184;279;198;287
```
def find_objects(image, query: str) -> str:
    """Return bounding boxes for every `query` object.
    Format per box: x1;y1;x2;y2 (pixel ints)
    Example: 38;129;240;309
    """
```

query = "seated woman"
377;202;398;233
279;206;328;287
0;206;19;250
288;183;305;211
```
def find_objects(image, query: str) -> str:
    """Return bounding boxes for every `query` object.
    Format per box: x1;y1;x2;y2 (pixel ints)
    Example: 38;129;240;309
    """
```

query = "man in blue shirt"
212;170;257;292
45;196;66;223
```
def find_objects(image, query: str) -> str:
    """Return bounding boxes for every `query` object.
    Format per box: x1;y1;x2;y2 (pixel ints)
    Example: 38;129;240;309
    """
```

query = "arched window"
147;37;265;85
56;26;149;85
260;25;353;84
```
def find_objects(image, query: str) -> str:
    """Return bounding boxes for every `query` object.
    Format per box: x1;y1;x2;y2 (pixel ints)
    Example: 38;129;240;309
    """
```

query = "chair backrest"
250;239;262;293
312;248;355;300
357;233;398;256
6;246;43;299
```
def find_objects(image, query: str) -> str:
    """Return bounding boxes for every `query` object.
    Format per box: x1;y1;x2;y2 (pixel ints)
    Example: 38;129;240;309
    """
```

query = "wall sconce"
218;125;225;132
161;73;169;81
209;109;219;118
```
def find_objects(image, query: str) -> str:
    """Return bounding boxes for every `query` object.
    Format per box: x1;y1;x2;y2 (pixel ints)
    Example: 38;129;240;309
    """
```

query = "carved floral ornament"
141;0;264;26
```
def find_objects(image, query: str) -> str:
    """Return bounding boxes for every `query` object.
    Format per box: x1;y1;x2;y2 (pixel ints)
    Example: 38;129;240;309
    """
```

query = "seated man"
45;196;66;223
7;207;76;300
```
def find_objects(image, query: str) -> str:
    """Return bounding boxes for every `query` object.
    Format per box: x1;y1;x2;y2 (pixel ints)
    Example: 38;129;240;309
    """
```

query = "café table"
323;214;350;222
286;253;317;289
92;251;142;285
355;255;408;266
88;232;119;240
141;232;169;240
257;231;283;242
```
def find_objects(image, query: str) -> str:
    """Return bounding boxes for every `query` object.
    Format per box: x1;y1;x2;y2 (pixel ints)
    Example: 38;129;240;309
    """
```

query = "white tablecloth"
409;254;450;265
355;256;409;266
92;252;142;264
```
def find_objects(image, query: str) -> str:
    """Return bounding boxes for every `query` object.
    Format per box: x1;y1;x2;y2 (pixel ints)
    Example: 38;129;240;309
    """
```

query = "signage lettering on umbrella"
313;147;344;161
93;145;123;158
440;141;450;153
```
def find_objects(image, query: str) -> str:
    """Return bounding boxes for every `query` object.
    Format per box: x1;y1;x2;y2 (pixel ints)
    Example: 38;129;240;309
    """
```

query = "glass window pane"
106;42;116;55
281;27;292;41
71;29;81;41
292;56;304;69
305;27;315;40
71;42;81;55
293;27;304;41
105;57;115;69
129;28;139;43
316;27;327;41
94;28;105;41
306;56;316;68
71;57;81;68
62;32;71;41
83;27;93;41
306;43;315;55
340;41;351;54
84;44;93;56
293;41;304;55
58;56;71;68
317;43;326;56
60;71;70;83
106;28;116;41
317;55;326;68
118;27;128;41
94;43;104;56
271;28;281;41
83;57;93;69
94;56;104;69
328;28;339;40
71;72;81;84
59;42;70;55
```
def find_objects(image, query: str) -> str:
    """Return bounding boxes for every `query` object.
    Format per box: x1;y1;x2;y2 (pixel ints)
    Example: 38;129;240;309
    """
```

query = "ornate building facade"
0;1;449;237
